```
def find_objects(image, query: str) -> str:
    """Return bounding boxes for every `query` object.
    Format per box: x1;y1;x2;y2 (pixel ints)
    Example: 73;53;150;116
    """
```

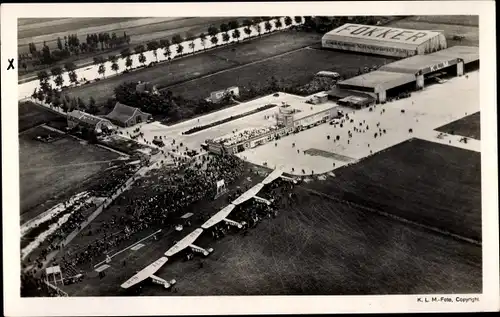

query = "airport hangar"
328;45;479;104
322;23;448;58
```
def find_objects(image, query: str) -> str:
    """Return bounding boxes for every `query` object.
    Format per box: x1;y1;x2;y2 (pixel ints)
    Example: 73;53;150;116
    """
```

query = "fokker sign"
332;24;437;44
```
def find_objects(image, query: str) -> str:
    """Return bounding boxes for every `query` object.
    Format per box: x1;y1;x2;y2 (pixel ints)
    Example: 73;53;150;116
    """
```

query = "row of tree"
21;32;131;70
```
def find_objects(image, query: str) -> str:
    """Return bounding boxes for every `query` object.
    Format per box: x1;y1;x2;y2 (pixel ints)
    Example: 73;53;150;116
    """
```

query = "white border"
2;2;498;316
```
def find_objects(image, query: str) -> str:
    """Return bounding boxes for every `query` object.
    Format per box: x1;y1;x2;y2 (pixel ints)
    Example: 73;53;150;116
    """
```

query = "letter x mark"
7;59;15;70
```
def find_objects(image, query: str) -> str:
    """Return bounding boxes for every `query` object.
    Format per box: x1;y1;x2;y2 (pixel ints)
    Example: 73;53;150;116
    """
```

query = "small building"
67;110;115;134
208;86;240;103
106;102;153;127
136;81;158;94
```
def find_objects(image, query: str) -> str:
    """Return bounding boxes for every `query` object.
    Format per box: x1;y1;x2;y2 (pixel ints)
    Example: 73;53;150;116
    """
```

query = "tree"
172;34;183;45
176;44;184;55
111;60;120;74
134;44;145;54
244;26;252;38
120;48;131;60
294;16;303;24
159;39;171;50
222;32;230;44
61;98;69;112
163;47;172;60
264;21;273;33
64;62;76;73
54;74;64;89
41;42;52;64
52;96;62;109
57;37;63;50
125;56;133;69
88;97;98;114
274;19;283;30
232;29;241;42
37;70;50;84
138;52;147;66
210;35;219;46
68;71;78;85
147;40;160;61
98;63;106;78
208;26;218;37
228;20;240;30
284;16;293;27
199;33;206;50
77;97;86;110
243;19;253;28
220;23;229;34
255;24;262;36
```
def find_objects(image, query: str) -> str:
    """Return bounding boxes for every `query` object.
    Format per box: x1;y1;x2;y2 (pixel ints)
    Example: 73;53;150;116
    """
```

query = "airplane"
261;169;298;185
165;228;213;258
120;257;176;289
232;183;272;206
201;204;246;230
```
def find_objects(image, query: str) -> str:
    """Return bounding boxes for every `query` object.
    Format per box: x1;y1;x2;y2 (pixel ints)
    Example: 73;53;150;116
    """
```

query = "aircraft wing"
165;228;203;257
262;169;283;185
120;257;169;289
201;204;235;229
232;183;264;205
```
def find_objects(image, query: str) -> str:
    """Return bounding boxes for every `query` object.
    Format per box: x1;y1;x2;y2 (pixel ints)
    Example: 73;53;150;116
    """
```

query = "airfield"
56;68;481;296
18;16;483;297
117;70;479;176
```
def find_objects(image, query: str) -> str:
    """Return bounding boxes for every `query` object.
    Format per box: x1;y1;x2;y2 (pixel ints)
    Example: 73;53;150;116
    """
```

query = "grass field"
19;126;122;223
306;138;481;242
19;101;67;132
18;17;244;54
63;184;481;296
169;48;394;100
64;31;325;104
436;111;481;140
386;16;479;47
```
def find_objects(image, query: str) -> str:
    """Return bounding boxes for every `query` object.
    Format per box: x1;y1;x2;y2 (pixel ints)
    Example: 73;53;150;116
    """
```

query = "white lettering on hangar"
335;24;428;42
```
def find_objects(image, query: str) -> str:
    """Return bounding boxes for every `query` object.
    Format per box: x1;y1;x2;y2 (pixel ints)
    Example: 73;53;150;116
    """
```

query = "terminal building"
207;95;339;155
329;46;479;104
322;23;447;58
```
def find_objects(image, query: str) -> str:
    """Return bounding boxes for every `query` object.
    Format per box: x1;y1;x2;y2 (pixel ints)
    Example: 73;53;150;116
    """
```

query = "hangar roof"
323;33;420;51
338;71;416;91
324;23;443;46
379;54;459;75
428;45;479;64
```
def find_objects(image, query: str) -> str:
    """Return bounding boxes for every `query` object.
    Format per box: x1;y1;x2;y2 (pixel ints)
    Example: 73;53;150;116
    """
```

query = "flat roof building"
335;45;479;103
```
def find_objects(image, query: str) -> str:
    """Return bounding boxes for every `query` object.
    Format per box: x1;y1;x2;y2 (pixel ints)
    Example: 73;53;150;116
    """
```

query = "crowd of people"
215;126;281;146
57;154;245;272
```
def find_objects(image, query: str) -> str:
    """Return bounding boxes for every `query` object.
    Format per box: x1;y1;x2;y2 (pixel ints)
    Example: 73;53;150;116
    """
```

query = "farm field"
64;31;324;104
19;126;122;223
306;138;482;242
18;17;247;81
386;16;479;47
18;17;244;54
436;111;481;140
19;101;67;132
63;184;481;296
168;47;394;100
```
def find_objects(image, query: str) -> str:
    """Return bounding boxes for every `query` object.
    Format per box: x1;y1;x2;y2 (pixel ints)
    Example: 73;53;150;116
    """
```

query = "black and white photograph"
2;1;499;315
